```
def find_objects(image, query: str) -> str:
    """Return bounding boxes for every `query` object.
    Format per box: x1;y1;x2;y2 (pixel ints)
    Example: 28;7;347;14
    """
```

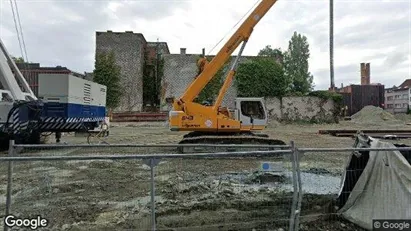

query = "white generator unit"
37;73;107;131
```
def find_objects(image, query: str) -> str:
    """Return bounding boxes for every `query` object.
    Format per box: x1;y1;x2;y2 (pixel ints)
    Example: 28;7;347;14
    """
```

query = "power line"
13;0;29;63
207;0;260;55
9;0;25;62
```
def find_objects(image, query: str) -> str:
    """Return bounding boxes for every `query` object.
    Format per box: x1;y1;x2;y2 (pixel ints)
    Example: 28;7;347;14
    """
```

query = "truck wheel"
27;132;41;144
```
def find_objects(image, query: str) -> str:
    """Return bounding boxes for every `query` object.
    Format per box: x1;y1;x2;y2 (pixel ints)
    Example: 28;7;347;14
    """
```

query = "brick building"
384;79;411;114
336;63;385;116
95;31;170;112
14;63;86;97
95;31;281;112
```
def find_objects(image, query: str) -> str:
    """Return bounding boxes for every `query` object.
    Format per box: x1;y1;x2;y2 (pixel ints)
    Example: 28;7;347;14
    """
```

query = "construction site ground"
1;111;410;231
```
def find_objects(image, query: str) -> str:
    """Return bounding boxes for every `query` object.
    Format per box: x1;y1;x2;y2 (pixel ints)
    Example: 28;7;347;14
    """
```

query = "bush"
236;57;288;98
307;90;343;105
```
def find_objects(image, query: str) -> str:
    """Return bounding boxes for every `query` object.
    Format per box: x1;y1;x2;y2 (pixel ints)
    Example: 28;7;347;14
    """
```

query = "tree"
258;45;284;65
194;56;230;104
236;57;288;98
12;56;25;63
93;51;122;111
283;31;314;94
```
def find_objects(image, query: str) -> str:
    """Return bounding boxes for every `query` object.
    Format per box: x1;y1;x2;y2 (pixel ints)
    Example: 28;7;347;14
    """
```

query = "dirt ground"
1;116;410;231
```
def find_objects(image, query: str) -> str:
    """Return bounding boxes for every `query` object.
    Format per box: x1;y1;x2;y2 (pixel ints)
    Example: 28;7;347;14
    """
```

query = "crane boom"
174;0;278;110
0;38;37;101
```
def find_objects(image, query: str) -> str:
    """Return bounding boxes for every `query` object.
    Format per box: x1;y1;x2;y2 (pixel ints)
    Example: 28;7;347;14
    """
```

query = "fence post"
294;148;304;231
144;158;161;231
4;140;15;231
289;141;298;231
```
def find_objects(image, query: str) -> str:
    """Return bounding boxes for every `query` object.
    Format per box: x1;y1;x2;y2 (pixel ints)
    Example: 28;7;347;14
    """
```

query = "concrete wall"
96;31;146;112
264;97;336;123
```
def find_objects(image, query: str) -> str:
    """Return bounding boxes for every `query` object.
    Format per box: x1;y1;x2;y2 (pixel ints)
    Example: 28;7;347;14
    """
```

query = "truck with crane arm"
0;37;108;149
169;0;287;152
0;38;44;147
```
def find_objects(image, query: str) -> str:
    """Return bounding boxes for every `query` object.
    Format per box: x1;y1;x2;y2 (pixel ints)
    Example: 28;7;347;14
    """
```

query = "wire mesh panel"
296;138;411;231
295;150;365;231
154;154;295;231
1;146;154;231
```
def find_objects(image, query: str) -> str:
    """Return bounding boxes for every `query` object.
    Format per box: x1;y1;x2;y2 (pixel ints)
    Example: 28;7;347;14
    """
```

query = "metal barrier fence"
1;140;411;231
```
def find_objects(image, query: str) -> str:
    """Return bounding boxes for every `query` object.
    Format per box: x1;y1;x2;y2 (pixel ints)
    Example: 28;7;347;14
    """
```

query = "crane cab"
233;97;268;131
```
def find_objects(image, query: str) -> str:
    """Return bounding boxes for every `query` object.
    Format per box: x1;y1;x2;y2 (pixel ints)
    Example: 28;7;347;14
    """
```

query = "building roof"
96;30;147;43
385;87;409;92
399;79;411;88
147;42;170;54
16;62;86;78
385;79;411;92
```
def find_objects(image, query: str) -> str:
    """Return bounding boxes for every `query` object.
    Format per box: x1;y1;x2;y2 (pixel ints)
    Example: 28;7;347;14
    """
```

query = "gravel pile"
351;106;398;124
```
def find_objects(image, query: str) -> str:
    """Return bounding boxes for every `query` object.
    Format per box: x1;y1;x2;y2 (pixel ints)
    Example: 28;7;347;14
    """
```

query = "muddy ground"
1;117;410;231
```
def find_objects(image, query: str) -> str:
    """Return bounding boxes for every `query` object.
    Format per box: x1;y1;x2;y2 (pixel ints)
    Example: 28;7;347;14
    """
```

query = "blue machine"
37;73;107;132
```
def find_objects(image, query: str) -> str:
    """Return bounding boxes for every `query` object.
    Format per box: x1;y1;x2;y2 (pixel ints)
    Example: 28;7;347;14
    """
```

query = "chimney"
180;48;186;55
202;48;205;57
360;62;371;85
365;63;370;84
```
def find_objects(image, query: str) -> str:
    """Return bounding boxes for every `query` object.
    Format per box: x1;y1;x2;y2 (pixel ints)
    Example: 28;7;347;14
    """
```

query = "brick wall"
161;53;198;111
96;31;146;112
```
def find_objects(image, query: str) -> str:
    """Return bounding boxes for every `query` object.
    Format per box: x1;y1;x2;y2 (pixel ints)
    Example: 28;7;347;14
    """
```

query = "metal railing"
1;140;410;231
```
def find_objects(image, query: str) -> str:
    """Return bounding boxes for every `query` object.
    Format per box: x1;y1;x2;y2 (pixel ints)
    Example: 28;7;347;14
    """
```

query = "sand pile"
351;106;397;124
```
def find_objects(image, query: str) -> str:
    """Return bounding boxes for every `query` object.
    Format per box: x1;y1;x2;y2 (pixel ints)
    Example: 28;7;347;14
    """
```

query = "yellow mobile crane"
169;0;286;150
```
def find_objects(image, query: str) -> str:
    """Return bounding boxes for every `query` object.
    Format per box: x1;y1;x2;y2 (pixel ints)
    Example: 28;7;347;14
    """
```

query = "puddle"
214;170;342;195
279;171;341;195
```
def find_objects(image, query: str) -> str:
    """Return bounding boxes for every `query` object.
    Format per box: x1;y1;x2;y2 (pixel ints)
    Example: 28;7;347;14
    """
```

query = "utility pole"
329;0;335;91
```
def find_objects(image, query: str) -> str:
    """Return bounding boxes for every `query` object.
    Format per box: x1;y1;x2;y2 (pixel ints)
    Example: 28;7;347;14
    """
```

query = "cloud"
384;51;409;68
0;0;190;72
0;0;410;90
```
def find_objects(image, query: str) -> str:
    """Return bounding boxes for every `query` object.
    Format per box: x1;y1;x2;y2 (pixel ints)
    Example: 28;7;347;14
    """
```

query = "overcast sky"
1;0;410;90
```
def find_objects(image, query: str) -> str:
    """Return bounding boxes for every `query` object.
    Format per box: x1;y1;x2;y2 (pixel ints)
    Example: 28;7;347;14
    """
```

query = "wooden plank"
334;133;355;137
333;132;411;139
